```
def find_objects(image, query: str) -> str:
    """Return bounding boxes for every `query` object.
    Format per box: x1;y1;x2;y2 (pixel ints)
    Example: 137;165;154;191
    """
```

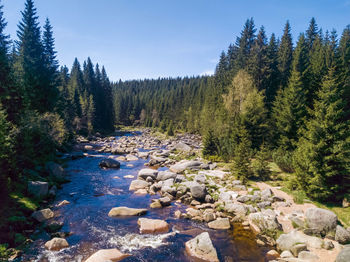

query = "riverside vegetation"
0;0;350;261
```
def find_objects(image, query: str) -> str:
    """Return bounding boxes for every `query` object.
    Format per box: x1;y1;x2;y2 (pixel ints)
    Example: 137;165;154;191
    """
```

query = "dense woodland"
0;0;350;251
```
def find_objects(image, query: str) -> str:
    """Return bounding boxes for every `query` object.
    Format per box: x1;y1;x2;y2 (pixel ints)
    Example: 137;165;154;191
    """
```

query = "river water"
24;132;266;262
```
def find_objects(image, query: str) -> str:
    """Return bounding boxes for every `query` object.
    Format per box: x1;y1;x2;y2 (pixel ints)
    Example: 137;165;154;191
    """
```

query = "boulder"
32;208;54;222
248;210;282;234
46;162;66;180
336;245;350;262
305;208;337;235
28;181;48;198
175;142;192;152
208;218;231;230
134;189;148;195
298;251;319;261
85;248;130;262
137;169;158;180
150;200;162;209
57;200;70;207
137;218;169;234
185;232;219;262
108;207;147;217
44;221;63;233
237;195;251;203
125;154;138;161
44;238;69;251
265;250;280;261
198;170;228;180
335;225;350;244
129;180;149;191
277;230;323;251
225;203;247;216
219;191;238;202
99;159;121;169
290;243;307;257
190;182;207;201
194;174;206;184
156;171;176;181
138;152;150;159
158;197;172;206
169;160;202;173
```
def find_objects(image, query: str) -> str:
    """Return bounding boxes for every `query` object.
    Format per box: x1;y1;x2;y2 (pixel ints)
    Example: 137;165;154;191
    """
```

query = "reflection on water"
23;133;265;262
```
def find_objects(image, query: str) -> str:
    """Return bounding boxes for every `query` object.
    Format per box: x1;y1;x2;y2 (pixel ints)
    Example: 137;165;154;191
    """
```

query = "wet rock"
208;218;231;230
190;182;206;201
248;210;281;234
124;175;134;179
298;251;319;261
32;208;54;222
44;221;63;233
28;181;48;199
305;207;337;236
85;248;130;262
138;152;150;159
137;218;169;234
57;200;70;207
335;225;350;244
174;210;182;219
156;171;176;181
99;159;121;169
150;200;162;209
48;186;57;197
169;160;202;173
158;196;172;206
44;237;69;251
186;208;201;218
336;245;350;262
108;207;147;217
185;232;219;262
46;162;66;180
265;250;280;261
137;168;158;180
134;189;148;195
125;154;138;161
290;243;307;257
129;180;149;191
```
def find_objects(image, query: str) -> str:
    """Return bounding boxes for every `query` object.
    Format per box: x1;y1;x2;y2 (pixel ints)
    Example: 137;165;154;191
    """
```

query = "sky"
2;0;350;81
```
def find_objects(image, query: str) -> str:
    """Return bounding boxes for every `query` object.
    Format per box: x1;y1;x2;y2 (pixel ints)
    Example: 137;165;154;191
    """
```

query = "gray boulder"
32;208;54;222
138;168;158;180
156;171;176;181
277;230;323;251
175;142;192;152
305;208;337;235
99;159;120;169
248;210;282;234
28;181;48;198
129;180;149;191
335;225;350;244
108;207;147;217
336;245;350;262
169;160;202;173
190;182;206;201
185;232;219;262
46;162;66;179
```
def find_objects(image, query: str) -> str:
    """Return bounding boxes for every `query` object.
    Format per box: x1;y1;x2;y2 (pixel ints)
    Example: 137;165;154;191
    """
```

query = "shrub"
252;144;271;181
272;147;294;173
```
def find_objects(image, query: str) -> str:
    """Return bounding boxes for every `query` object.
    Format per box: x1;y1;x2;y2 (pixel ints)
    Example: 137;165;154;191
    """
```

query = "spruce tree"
293;67;350;201
202;129;218;157
338;26;350;120
232;125;251;184
278;21;293;89
265;33;279;105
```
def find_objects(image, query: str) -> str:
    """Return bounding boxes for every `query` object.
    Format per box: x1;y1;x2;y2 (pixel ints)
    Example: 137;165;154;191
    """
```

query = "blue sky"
2;0;350;81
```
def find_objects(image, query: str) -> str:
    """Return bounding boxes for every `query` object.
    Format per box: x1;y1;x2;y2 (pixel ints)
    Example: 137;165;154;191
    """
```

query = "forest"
0;0;349;256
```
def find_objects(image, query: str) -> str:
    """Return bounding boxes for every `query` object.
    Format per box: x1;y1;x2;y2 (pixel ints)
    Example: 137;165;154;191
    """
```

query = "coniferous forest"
0;0;350;258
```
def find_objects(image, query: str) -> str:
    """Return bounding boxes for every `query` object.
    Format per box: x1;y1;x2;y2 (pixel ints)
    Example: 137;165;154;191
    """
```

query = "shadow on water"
23;132;266;262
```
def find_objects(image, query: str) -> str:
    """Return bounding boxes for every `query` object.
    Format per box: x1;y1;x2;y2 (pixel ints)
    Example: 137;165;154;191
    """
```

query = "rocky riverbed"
22;129;350;262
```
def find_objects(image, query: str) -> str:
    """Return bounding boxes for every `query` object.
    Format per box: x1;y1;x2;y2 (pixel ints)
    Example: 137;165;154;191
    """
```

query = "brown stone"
137;218;169;234
85;248;130;262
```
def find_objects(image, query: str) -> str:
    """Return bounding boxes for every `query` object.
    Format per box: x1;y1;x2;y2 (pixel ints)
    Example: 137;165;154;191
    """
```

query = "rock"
169;160;202;173
46;162;66;180
225;203;247;216
138;168;158;180
174;210;182;219
175;142;192;152
108;207;147;217
265;250;280;261
57;200;70;207
277;230;323;251
280;250;293;258
342;197;349;208
32;208;54;222
324;240;334;250
28;181;49;199
190;183;207;201
116;156;126;161
125;154;138;161
203;211;216;222
261;188;273;199
205;195;213;203
158;197;172;206
99;159;121;169
335;225;350;244
305;208;337;235
44;238;69;251
248;210;282;234
191;200;201;206
298;251;319;261
336;245;350;262
44;221;63;233
138;152;150;159
198;170;228;180
85;248;130;262
257;201;272;209
208;218;231;230
129;180;149;191
219;191;238;202
237;195;251;203
185;232;219;262
194;174;206;184
49;186;57;197
137;218;169;234
290;243;307;257
134;189;148;195
156;171;176;181
150;200;162;209
124;175;134;179
186;208;201;218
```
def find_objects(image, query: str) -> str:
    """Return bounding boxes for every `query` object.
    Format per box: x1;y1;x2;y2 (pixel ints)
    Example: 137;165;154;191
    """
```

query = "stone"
124;175;134;179
44;221;64;233
28;181;49;199
190;182;206;201
248;210;282;234
175;142;192;152
191;200;201;206
137;218;169;234
138;152;150;159
174;210;182;219
280;250;293;258
305;208;337;235
265;250;280;261
205;195;213;203
44;238;69;251
290;243;307;257
186;208;201;218
150;200;162;209
185;232;219;262
276;230;323;251
203;211;216;222
134;189;148;195
138;168;158;180
46;162;66;179
335;225;350;244
198;170;228;180
336;245;350;262
261;188;273;198
324;240;334;250
342;197;349;208
298;251;319;261
125;154;138;161
156;171;176;181
159;197;172;206
219;191;238;202
99;159;121;169
129;180;149;191
257;201;272;209
85;248;130;262
57;200;70;207
208;218;231;230
225;203;247;216
169;160;202;173
108;207;147;217
194;174;206;184
32;208;54;222
237;195;251;203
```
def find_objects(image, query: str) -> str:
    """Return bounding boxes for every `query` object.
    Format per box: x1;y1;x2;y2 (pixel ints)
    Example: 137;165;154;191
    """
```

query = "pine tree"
232;125;251;184
278;21;293;89
338;26;350;120
202;129;218;157
252;144;271;181
306;18;319;51
293;67;350;201
265;33;279;105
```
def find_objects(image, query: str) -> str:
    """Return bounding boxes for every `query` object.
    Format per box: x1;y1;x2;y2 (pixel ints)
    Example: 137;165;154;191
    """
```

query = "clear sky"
2;0;350;81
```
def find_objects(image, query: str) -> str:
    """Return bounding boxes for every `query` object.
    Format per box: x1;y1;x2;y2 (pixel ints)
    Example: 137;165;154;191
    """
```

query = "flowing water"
24;132;266;262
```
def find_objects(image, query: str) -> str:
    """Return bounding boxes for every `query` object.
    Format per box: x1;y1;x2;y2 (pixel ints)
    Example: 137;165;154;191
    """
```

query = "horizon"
3;0;350;81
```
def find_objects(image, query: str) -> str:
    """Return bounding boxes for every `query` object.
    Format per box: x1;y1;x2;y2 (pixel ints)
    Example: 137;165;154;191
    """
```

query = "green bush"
272;148;294;173
252;145;271;181
202;129;218;158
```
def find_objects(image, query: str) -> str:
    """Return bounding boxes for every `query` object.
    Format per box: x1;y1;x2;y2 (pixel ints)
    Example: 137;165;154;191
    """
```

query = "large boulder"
129;180;149;191
169;160;202;173
219;191;238;202
198;170;228;180
208;218;231;230
305;208;337;235
175;142;192;152
277;230;323;251
190;182;207;201
125;154;138;161
85;248;130;262
248;210;282;234
44;238;69;251
137;168;158;180
137;218;169;234
185;232;219;262
225;203;247;216
335;225;350;244
46;162;66;180
156;171;177;181
336;245;350;262
99;159;121;169
108;207;147;217
28;181;48;198
32;208;54;222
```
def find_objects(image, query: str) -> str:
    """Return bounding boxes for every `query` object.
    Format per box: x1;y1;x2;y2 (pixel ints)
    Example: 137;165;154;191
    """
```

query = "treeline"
114;18;350;203
0;0;114;190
